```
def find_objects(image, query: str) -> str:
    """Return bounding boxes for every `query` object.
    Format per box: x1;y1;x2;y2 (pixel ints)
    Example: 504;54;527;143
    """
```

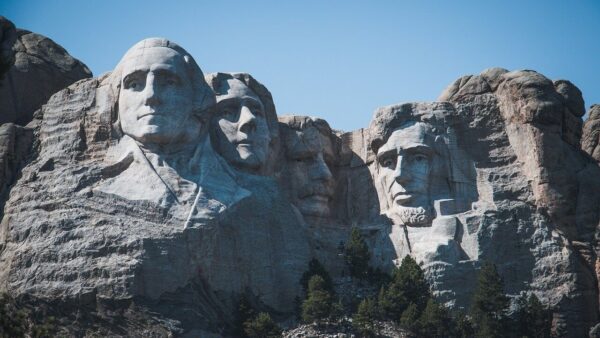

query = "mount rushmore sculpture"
0;37;599;337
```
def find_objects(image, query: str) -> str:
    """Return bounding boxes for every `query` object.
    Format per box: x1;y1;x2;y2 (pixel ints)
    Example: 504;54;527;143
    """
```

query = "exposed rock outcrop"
583;104;600;162
437;68;600;336
0;16;91;223
0;17;91;126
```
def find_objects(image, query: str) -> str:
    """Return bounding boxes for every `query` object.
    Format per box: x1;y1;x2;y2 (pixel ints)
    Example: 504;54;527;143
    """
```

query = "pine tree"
300;258;334;294
0;293;28;338
514;293;551;338
453;311;474;338
330;299;344;322
353;297;378;337
243;312;282;338
399;302;420;334
470;262;509;338
233;294;256;338
344;227;371;279
419;299;452;338
302;275;334;324
379;255;431;320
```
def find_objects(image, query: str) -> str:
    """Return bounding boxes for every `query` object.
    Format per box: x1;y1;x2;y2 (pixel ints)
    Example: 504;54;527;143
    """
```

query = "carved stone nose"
313;154;332;181
238;106;257;133
144;76;160;106
393;155;409;183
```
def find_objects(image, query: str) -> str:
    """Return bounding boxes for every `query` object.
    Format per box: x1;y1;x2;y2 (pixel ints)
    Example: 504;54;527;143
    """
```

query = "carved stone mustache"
298;182;334;200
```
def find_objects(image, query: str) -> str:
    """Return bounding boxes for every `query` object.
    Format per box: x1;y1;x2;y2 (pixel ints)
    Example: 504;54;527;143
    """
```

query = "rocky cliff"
0;16;91;221
0;35;598;338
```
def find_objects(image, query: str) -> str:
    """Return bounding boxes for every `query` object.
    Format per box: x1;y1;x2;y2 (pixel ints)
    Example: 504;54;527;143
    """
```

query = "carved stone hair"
205;72;279;143
368;102;455;155
107;38;215;138
368;102;478;214
278;115;337;157
278;115;332;134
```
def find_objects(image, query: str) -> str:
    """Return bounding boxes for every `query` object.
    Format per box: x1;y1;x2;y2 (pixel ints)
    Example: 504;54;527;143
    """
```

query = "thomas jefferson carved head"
110;38;214;146
206;73;279;174
279;116;336;219
369;102;474;226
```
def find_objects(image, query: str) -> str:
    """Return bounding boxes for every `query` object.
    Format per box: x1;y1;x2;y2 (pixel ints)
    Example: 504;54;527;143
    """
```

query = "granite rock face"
583;104;600;162
0;37;599;337
436;68;600;336
0;16;91;226
0;17;92;126
0;122;34;219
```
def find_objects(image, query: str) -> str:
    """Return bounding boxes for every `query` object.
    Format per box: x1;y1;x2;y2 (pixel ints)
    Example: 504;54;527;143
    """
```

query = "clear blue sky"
2;0;599;131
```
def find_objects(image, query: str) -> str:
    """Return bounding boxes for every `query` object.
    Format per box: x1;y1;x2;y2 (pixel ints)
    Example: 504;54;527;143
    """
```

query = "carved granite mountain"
0;39;310;337
0;36;599;338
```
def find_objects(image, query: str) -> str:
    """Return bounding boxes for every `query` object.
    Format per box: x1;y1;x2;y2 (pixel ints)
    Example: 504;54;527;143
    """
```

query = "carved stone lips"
393;191;413;203
139;111;161;118
304;194;330;203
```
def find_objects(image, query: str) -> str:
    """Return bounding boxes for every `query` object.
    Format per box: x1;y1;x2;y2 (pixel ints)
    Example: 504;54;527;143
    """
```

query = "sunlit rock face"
436;68;600;337
0;33;598;337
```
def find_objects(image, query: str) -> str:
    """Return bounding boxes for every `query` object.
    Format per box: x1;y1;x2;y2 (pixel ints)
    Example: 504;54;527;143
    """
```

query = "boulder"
0;16;92;126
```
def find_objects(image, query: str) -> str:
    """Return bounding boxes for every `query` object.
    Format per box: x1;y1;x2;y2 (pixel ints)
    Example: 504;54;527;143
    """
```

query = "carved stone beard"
389;205;434;227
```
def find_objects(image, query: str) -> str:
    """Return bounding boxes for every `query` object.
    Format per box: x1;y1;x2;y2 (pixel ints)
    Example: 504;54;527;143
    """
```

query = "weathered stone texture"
0;19;91;126
0;17;92;228
438;68;600;337
0;123;33;218
583;104;600;162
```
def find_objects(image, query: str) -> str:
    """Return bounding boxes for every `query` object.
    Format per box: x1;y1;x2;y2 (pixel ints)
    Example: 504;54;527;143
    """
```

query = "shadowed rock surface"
0;16;17;81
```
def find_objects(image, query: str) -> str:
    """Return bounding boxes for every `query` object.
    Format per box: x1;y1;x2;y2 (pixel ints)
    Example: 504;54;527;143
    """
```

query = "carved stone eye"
221;108;237;119
382;157;395;168
413;154;428;163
